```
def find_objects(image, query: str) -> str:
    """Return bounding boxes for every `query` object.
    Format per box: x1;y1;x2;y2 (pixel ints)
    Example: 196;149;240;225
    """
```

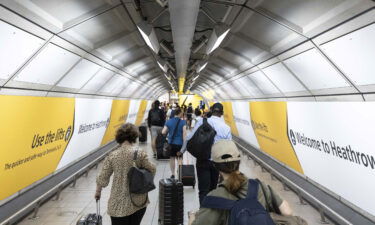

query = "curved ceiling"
0;0;374;100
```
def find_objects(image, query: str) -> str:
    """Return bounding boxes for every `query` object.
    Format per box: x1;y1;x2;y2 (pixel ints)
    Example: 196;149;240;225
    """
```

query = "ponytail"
214;161;246;195
226;171;246;195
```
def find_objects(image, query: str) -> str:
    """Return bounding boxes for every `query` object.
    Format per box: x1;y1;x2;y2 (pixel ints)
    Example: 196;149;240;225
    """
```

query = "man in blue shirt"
162;107;187;178
181;103;232;204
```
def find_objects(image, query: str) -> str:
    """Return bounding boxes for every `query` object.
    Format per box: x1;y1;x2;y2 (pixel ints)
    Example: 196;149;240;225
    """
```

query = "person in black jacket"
147;100;166;157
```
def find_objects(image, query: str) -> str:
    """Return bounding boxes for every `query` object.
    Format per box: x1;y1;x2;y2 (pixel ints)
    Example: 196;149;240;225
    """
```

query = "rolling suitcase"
178;157;195;188
159;178;184;225
77;200;102;225
156;132;169;160
139;124;147;142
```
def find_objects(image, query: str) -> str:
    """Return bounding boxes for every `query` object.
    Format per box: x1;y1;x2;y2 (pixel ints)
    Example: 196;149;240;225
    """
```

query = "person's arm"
177;125;187;156
279;200;293;216
162;125;169;136
147;110;151;128
191;207;225;225
95;156;113;199
138;149;156;175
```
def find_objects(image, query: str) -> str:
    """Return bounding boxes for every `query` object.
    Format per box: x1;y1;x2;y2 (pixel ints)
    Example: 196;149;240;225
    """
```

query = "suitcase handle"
96;199;101;216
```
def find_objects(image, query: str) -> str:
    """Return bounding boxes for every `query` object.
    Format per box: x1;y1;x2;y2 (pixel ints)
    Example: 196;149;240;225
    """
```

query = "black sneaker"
170;175;175;179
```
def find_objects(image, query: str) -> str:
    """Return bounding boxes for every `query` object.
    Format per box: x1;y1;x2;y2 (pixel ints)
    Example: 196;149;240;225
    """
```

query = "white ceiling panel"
81;68;114;91
57;59;101;89
283;48;349;90
99;74;123;93
0;21;44;81
239;76;262;97
14;44;80;85
321;24;375;87
248;71;280;95
262;63;306;93
111;78;129;96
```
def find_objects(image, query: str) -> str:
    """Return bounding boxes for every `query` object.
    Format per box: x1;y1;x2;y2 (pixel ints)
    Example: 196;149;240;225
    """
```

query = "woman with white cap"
189;140;295;225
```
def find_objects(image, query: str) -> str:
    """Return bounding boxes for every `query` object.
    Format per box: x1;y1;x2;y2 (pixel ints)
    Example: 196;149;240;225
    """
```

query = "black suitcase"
77;200;102;225
178;158;196;188
139;125;147;142
159;178;184;225
156;132;169;160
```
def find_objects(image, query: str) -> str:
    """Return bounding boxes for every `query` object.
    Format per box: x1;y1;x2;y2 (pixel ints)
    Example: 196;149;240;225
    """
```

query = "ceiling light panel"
137;21;160;53
14;43;80;86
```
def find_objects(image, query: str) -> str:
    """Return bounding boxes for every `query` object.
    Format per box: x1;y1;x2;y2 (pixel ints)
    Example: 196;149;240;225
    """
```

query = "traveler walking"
95;123;156;225
182;102;232;205
186;103;194;130
189;140;294;225
162;107;187;178
148;100;166;158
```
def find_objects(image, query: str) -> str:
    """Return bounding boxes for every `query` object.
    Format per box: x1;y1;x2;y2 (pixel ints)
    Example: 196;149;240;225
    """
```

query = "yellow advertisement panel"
249;102;303;173
101;100;131;146
135;100;148;126
222;101;239;137
0;96;74;200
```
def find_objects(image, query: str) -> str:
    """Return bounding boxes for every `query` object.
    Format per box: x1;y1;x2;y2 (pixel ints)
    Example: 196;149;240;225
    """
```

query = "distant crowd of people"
94;100;304;225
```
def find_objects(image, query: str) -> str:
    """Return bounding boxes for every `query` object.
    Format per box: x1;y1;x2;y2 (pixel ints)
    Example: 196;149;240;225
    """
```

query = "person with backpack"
181;103;232;205
189;140;294;225
162;107;187;178
148;100;166;158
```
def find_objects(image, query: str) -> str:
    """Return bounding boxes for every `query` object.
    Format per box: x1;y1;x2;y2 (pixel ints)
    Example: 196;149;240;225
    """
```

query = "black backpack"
202;179;275;225
150;109;161;124
187;118;216;159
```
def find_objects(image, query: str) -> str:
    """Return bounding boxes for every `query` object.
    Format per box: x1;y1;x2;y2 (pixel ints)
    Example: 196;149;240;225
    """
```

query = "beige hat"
211;140;241;163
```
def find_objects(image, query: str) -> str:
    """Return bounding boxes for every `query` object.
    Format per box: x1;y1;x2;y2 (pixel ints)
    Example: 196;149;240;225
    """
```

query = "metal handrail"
234;140;351;225
0;144;117;225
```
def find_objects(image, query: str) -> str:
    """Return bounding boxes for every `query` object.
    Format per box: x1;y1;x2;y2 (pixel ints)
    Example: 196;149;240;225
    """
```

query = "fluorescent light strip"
208;29;230;54
138;26;157;53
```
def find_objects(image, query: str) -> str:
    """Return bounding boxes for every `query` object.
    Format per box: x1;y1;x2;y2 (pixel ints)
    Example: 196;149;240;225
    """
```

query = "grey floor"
17;130;331;225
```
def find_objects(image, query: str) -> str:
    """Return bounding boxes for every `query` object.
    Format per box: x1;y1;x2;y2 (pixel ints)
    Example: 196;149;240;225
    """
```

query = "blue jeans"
196;160;219;206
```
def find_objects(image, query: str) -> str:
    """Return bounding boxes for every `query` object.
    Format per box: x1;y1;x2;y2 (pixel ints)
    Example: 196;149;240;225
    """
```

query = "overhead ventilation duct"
168;0;201;93
206;23;230;54
137;21;160;54
160;40;174;56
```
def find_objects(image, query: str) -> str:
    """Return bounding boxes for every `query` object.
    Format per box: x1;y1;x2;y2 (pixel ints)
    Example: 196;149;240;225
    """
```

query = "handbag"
127;150;155;207
164;118;181;157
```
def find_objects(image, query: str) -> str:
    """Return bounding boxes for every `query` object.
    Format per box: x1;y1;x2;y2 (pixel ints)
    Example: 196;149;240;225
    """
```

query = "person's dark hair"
174;107;182;116
195;109;202;117
153;100;160;109
214;161;246;195
115;123;139;144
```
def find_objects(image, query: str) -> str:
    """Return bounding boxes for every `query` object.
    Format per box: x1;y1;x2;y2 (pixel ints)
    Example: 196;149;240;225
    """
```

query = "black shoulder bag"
128;150;155;207
164;118;181;157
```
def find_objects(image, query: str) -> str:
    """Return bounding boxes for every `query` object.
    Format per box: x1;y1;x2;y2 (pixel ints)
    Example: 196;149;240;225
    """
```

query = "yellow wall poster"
222;101;239;137
0;96;75;200
135;100;148;126
249;101;303;174
101;100;131;146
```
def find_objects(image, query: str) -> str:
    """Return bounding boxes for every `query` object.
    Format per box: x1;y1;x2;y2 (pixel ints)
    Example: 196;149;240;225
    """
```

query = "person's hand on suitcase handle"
95;186;102;200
